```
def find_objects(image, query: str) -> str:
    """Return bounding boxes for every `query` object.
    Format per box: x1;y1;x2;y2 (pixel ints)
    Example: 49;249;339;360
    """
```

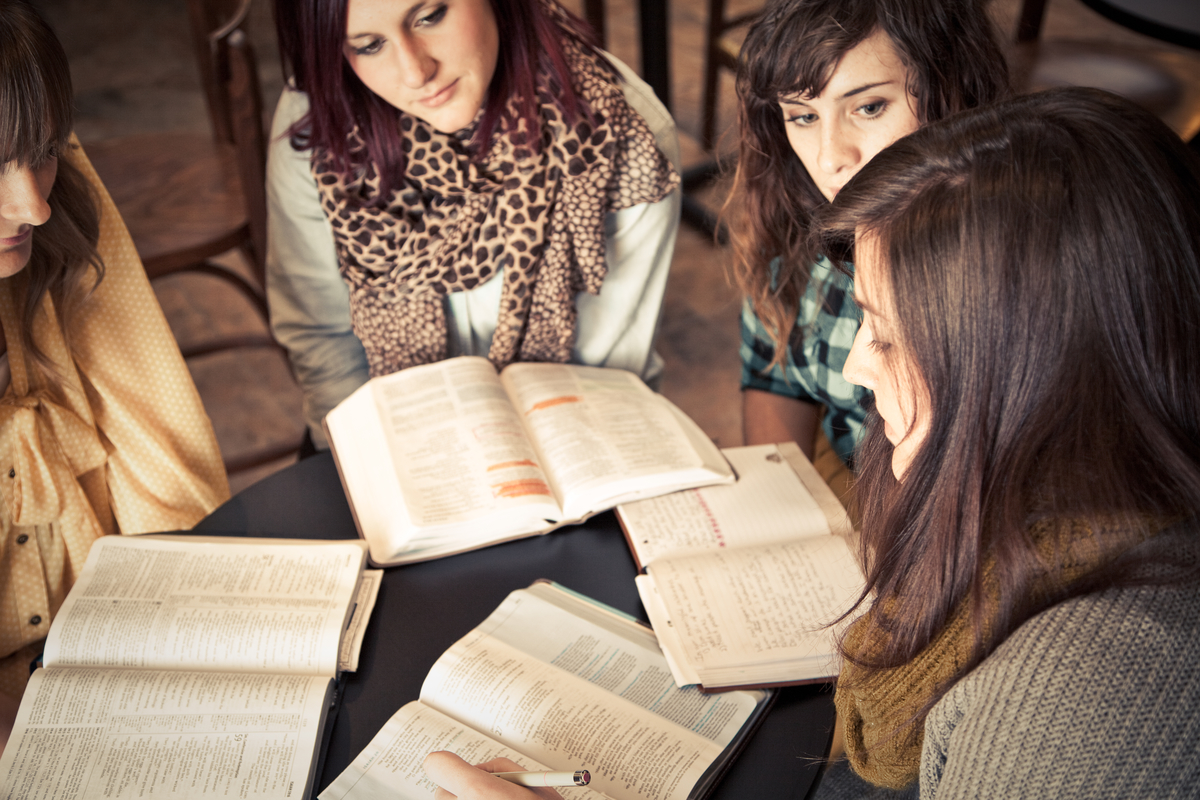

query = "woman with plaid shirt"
725;0;1008;496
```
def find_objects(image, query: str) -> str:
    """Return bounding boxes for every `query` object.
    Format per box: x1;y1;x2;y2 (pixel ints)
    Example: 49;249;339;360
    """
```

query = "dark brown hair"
725;0;1008;363
274;0;598;200
819;87;1200;685
0;0;102;380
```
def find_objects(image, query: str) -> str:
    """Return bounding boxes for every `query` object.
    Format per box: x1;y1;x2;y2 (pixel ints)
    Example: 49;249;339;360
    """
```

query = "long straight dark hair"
818;87;1200;682
0;0;102;382
725;0;1008;364
274;0;597;200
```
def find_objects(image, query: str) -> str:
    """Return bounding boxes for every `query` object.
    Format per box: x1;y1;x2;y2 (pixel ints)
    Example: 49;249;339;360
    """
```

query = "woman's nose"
843;326;874;389
817;122;861;177
0;164;52;228
396;36;435;89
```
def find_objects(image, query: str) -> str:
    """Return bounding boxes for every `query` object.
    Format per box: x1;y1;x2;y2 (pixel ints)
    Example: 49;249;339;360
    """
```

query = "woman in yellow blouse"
0;0;230;738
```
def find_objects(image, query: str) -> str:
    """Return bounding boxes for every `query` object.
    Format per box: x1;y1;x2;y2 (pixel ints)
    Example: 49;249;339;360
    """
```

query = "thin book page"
0;668;331;800
43;537;364;677
421;634;724;800
339;569;383;673
619;443;835;566
370;357;562;528
645;536;864;674
470;587;761;748
499;364;713;517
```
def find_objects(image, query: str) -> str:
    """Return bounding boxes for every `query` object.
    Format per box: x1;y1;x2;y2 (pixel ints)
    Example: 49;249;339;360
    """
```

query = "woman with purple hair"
267;0;681;451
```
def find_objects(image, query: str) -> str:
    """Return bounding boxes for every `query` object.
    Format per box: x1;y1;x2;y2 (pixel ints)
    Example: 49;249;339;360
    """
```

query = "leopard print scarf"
311;22;679;377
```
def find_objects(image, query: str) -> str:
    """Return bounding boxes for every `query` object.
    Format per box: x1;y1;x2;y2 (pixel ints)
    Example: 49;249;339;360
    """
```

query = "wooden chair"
1007;0;1197;141
85;0;305;476
701;0;762;151
583;0;606;48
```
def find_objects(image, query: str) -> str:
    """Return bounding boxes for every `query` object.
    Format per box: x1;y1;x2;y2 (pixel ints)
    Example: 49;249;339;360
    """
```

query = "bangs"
756;35;852;105
0;79;70;166
742;1;880;105
0;3;73;165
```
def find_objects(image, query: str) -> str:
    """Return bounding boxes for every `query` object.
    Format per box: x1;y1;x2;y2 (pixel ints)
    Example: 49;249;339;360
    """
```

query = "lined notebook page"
618;443;837;566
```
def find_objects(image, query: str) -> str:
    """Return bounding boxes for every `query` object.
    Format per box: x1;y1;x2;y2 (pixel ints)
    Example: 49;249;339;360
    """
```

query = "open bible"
318;582;772;800
0;535;377;800
616;443;866;691
324;357;734;566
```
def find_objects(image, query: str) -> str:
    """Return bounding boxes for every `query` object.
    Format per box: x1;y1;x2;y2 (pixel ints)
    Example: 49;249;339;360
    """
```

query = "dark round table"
195;452;837;799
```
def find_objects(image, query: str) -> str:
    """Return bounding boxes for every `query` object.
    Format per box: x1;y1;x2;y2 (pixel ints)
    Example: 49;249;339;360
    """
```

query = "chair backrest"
583;0;606;48
1016;0;1050;43
218;22;268;282
187;0;247;144
186;0;268;283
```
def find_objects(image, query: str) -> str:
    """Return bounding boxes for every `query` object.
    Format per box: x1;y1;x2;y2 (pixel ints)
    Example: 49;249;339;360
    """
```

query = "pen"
493;770;591;787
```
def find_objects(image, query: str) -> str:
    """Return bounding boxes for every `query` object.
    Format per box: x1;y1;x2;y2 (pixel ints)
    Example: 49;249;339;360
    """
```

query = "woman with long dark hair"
0;0;228;740
817;86;1200;796
422;87;1200;797
268;0;681;450
728;0;1008;502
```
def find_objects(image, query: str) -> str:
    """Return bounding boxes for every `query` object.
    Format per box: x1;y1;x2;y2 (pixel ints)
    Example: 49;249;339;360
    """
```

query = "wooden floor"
39;0;1200;492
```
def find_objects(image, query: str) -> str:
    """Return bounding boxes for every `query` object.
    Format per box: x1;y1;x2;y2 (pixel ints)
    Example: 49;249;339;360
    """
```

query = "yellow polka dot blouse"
0;139;230;698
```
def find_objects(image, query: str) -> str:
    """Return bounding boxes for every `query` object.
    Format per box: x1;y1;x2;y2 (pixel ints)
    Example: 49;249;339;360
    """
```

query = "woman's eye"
29;143;59;168
415;4;447;27
859;101;887;118
868;338;891;354
353;38;384;56
787;112;818;127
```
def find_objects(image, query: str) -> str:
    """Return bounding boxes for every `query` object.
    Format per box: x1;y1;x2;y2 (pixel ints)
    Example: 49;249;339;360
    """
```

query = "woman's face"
778;29;921;202
842;234;929;480
0;154;56;278
343;0;500;134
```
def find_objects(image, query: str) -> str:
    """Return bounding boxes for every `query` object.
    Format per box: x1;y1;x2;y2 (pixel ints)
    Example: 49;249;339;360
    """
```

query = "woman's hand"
424;752;565;800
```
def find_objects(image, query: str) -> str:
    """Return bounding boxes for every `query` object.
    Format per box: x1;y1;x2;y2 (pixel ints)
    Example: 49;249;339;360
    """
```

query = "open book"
324;357;735;566
616;443;866;691
0;535;378;800
319;582;772;800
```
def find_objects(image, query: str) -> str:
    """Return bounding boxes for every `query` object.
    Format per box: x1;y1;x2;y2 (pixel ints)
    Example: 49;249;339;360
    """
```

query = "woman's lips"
421;79;458;108
0;229;30;248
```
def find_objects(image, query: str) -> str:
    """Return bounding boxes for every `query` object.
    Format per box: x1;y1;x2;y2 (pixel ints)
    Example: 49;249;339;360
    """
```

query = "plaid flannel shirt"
740;256;872;465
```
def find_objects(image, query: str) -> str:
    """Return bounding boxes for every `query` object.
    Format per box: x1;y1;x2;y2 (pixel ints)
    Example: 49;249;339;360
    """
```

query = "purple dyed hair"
274;0;597;199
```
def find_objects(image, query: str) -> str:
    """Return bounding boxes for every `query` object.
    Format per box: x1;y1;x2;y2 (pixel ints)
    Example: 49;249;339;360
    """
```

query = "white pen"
493;770;591;787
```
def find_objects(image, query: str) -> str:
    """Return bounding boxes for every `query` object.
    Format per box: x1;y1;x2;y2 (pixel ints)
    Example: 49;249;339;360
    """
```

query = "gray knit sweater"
814;581;1200;799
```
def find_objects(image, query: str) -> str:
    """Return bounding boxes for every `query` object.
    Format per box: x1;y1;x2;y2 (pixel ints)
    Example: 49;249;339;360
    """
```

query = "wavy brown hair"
725;0;1007;363
0;0;102;382
818;88;1200;687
